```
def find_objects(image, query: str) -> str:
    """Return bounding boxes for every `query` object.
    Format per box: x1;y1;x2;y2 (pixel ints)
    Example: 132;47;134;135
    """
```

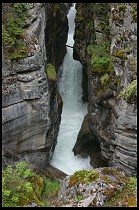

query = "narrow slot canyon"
50;4;93;175
2;3;137;207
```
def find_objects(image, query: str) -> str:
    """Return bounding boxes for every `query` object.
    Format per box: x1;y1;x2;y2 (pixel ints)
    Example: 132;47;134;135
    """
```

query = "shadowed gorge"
50;4;92;175
2;3;137;207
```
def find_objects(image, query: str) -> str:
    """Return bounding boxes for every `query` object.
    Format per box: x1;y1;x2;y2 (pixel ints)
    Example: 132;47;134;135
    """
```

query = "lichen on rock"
57;167;137;207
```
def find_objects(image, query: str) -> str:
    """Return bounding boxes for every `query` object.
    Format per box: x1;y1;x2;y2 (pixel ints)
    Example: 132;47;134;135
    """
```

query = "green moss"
41;177;60;207
101;167;128;183
118;3;126;12
46;63;57;81
96;73;111;97
91;56;112;74
128;56;137;72
101;73;110;86
113;76;120;86
114;15;124;24
112;4;126;25
88;42;113;74
2;3;30;60
93;3;110;36
113;49;127;59
104;176;137;207
101;175;111;183
76;195;84;202
118;79;137;103
76;4;84;22
131;3;137;22
42;177;60;198
69;170;99;187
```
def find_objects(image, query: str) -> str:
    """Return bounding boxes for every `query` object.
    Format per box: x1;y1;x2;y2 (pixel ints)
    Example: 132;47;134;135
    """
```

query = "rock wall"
2;3;68;170
73;3;137;176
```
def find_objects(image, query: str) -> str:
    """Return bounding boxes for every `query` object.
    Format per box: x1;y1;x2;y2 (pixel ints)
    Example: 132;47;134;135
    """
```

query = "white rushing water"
50;3;93;175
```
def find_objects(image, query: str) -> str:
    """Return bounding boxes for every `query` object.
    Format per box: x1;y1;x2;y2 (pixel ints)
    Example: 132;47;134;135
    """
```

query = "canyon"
2;3;137;177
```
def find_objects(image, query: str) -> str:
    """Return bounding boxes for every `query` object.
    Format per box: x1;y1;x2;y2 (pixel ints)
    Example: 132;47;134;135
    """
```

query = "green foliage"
76;195;84;202
2;3;30;60
101;73;110;86
113;76;121;86
118;3;126;11
46;63;57;80
113;49;127;59
2;161;44;207
91;56;112;74
127;176;137;188
118;79;137;103
101;175;111;183
112;4;125;25
104;175;137;207
76;4;84;22
41;177;60;206
69;170;99;187
42;177;60;198
93;3;110;35
87;42;113;74
131;3;137;22
128;56;137;72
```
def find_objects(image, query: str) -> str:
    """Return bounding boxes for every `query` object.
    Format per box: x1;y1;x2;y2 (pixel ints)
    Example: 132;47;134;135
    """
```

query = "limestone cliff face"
73;3;137;176
2;3;68;170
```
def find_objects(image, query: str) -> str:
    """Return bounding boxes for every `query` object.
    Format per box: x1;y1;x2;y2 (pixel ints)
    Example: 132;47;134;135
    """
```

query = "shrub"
87;42;113;74
2;3;30;60
46;63;57;80
2;161;44;207
91;56;112;74
41;177;60;207
42;177;60;198
118;79;137;103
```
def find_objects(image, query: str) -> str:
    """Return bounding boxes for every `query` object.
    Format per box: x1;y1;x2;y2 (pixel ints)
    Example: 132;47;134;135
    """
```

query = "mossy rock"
46;63;57;81
87;42;113;75
101;167;129;184
127;56;137;72
131;3;137;22
113;49;127;59
101;175;111;183
69;170;99;187
76;4;84;22
118;79;137;103
118;3;126;12
112;4;125;25
104;176;137;207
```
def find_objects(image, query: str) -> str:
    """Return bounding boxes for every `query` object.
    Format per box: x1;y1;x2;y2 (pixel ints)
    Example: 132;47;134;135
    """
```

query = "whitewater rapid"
50;3;92;175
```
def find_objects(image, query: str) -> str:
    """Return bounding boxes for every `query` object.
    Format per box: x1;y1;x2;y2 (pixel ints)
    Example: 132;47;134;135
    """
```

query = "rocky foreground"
55;167;137;207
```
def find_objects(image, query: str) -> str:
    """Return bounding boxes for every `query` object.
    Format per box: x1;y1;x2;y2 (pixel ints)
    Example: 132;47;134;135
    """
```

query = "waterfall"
50;3;93;175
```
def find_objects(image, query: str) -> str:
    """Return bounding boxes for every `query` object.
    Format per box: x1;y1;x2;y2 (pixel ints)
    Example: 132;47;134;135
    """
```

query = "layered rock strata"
2;3;68;170
73;3;137;176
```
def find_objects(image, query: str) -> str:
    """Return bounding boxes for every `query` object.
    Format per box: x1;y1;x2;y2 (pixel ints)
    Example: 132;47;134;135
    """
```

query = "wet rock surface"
2;3;68;170
73;3;137;176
